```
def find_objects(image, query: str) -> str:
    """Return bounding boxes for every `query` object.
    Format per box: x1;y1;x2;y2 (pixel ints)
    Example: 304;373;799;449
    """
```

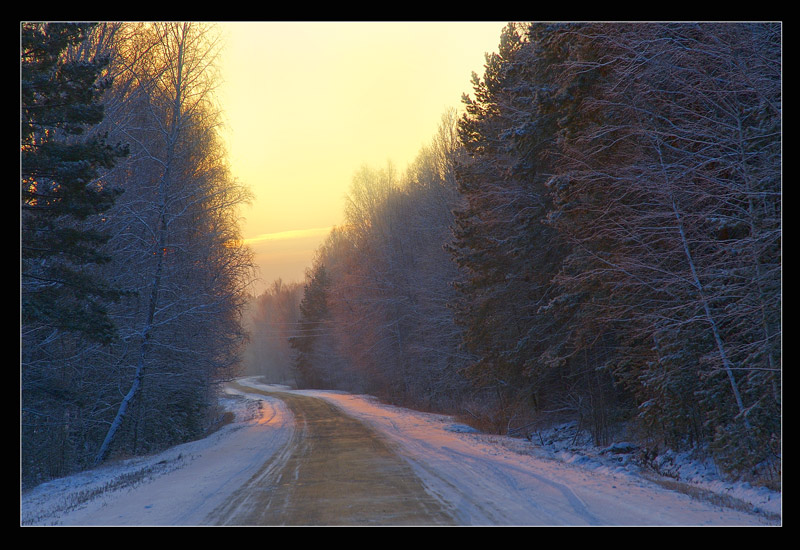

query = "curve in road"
208;384;457;526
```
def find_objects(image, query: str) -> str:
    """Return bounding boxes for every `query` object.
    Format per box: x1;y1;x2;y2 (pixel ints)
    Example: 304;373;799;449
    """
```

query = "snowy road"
21;378;777;526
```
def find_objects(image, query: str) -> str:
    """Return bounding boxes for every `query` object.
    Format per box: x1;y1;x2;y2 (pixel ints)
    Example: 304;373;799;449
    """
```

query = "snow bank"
509;421;781;519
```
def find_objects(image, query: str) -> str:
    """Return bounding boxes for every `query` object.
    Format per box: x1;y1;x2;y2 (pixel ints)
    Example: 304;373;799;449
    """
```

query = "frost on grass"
20;453;190;526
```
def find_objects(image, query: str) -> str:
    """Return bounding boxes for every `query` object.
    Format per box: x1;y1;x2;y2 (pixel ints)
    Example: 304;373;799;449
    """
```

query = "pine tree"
449;23;604;431
21;22;128;343
290;261;332;388
449;23;538;395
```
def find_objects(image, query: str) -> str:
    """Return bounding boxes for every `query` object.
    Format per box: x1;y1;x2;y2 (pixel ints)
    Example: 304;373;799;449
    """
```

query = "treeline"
240;279;304;384
285;23;781;479
288;110;472;410
21;23;253;487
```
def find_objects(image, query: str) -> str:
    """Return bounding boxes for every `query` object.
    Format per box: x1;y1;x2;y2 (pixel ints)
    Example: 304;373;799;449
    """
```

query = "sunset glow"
216;22;506;292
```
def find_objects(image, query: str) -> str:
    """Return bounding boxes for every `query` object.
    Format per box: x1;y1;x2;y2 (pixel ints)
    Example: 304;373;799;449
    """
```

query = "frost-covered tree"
447;23;621;436
92;22;253;464
447;22;780;465
537;23;780;468
290;259;337;388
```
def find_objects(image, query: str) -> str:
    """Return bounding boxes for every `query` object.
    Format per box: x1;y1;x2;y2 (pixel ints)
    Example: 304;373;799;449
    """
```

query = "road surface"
207;383;456;525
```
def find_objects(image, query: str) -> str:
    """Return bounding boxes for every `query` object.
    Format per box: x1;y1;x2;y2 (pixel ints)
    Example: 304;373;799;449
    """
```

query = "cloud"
241;226;333;245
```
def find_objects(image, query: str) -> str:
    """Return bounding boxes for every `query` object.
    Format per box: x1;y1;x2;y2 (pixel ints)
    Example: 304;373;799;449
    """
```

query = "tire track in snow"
437;445;604;525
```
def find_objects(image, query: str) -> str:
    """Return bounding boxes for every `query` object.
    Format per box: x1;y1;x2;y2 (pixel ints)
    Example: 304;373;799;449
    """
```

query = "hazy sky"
216;22;507;294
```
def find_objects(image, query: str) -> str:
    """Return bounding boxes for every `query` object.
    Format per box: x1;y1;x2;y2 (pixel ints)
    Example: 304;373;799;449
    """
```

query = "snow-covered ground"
20;389;294;526
20;377;781;526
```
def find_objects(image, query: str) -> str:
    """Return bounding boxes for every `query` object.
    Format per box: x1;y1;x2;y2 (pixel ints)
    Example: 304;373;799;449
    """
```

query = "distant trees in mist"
21;23;253;486
240;279;303;384
281;22;780;480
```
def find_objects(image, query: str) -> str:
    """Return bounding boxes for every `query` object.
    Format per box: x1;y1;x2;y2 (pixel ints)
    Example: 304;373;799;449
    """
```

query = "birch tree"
93;22;252;463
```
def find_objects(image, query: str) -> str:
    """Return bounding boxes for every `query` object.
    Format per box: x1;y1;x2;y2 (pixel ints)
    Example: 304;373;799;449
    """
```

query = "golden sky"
216;22;507;293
